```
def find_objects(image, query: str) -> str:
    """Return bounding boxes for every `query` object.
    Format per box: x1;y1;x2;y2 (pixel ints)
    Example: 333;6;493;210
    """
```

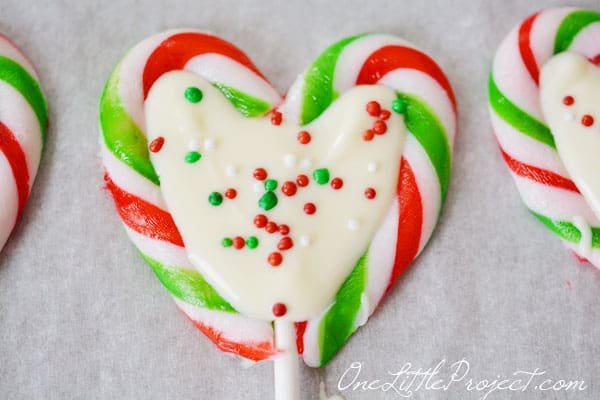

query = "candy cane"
489;7;600;266
0;35;47;252
99;31;456;367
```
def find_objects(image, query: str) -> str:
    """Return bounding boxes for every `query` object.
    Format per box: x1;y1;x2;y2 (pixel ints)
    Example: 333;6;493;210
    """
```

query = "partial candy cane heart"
0;35;47;252
100;31;457;366
489;7;600;266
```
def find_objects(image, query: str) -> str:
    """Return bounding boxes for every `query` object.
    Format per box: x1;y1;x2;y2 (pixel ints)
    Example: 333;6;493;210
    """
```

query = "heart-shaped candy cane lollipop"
0;35;47;252
100;32;456;373
489;7;600;266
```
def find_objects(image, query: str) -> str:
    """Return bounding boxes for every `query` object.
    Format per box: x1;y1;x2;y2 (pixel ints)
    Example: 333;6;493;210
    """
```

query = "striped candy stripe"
99;32;456;366
0;35;47;252
489;7;600;266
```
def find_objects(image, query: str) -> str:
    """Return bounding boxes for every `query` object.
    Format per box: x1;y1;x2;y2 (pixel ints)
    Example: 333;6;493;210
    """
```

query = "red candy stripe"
0;122;30;218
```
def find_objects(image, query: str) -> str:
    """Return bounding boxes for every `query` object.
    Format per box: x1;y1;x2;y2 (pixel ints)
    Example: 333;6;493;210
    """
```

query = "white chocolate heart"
145;71;405;320
541;53;600;221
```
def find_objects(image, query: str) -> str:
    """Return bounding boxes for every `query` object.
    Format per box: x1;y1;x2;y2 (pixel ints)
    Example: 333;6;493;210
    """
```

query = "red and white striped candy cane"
489;7;600;267
0;35;47;252
99;31;457;366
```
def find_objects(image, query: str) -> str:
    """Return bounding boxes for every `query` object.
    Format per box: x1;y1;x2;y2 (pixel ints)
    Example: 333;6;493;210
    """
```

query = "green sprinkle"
392;98;407;114
221;238;232;247
185;151;202;163
313;168;330;185
185;87;203;103
259;191;278;211
264;179;278;191
208;192;223;206
246;236;259;249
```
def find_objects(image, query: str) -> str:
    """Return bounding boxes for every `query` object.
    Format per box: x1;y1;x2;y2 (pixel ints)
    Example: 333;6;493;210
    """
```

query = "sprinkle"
313;168;330;185
259;191;278;211
149;137;165;153
272;302;287;316
265;221;278;234
331;177;343;190
296;174;309;187
208;192;223;206
221;237;233;247
373;120;387;135
304;203;316;215
582;115;594;127
563;96;575;106
232;236;245;249
225;165;237;177
278;237;294;251
188;139;200;151
363;129;374;141
185;87;203;103
271;110;282;125
367;162;378;173
185;151;202;163
224;188;237;199
284;154;297;167
300;158;313;170
379;109;391;120
347;219;360;231
246;236;259;249
253;168;268;181
392;98;407;114
254;214;268;228
264;179;278;191
278;224;290;235
281;181;297;196
299;235;310;247
268;252;283;267
365;188;377;199
366;101;381;117
203;138;216;151
297;131;312;144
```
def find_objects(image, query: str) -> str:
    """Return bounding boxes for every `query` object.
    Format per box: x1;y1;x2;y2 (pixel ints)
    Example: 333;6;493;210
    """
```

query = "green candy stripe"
532;211;600;248
0;56;47;140
100;65;160;185
488;76;555;149
554;10;600;54
317;252;368;366
300;34;365;125
212;83;271;117
398;92;452;201
142;254;237;313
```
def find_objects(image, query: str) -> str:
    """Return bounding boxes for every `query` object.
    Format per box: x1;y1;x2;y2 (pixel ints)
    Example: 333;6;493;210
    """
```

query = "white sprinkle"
367;162;378;173
225;165;237;177
189;139;200;151
253;181;263;193
299;235;311;247
347;219;360;231
204;138;216;151
564;112;575;123
284;153;297;167
300;158;313;170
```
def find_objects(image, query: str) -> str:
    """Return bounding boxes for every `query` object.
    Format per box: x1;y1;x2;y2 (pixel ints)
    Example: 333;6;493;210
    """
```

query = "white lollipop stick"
274;320;300;400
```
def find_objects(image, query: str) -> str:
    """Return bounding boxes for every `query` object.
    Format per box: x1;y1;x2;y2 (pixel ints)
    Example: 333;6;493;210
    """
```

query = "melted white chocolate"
145;71;405;321
540;52;600;220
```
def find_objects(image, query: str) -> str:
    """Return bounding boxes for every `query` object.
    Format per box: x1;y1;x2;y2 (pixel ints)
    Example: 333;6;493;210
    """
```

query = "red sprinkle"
373;120;387;135
365;188;377;199
254;214;268;228
233;236;245;249
582;115;595;127
366;101;381;117
272;302;287;316
296;174;309;187
563;96;575;106
379;109;391;120
271;110;282;125
363;129;375;141
282;181;297;196
278;237;294;251
331;177;343;190
278;224;290;235
253;168;267;181
297;131;312;144
304;203;316;215
268;252;283;267
224;188;237;199
149;137;165;153
265;221;278;234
